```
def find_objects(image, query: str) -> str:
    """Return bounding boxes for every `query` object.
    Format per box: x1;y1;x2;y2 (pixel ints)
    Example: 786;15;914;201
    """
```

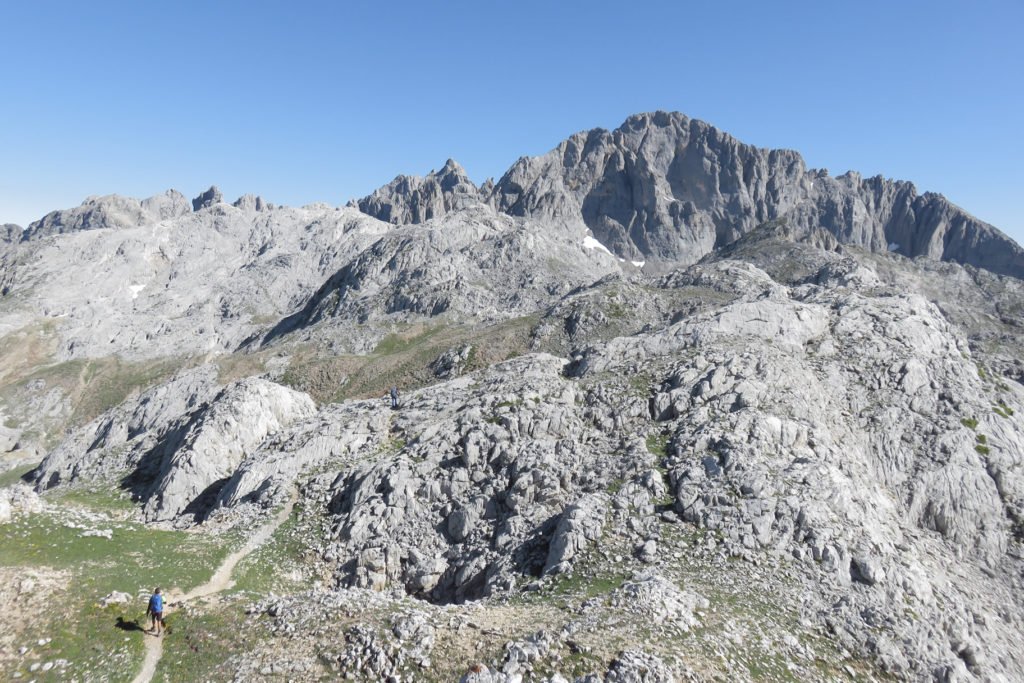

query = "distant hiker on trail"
146;588;164;637
390;387;399;408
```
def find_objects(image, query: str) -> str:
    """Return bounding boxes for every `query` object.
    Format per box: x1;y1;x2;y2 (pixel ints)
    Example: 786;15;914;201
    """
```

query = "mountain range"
1;111;1023;682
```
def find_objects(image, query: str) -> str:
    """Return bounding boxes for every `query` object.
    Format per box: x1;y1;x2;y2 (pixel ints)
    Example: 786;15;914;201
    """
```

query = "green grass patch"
373;325;447;356
494;399;523;410
0;511;236;598
605;302;626;319
230;503;322;596
0;508;239;682
5;600;144;683
961;417;978;430
552;570;628;599
280;316;540;405
158;602;252;681
51;483;138;514
0;462;36;489
646;433;670;459
993;403;1014;418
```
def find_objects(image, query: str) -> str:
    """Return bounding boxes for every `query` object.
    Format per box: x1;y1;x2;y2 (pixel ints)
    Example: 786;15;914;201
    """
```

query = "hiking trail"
130;487;298;683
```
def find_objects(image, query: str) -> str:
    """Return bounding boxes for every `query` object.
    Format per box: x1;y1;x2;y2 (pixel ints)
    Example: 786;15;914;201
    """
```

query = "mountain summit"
354;111;1024;278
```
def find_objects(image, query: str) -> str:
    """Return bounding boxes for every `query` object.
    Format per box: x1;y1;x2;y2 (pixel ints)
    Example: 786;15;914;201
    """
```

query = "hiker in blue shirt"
146;588;164;636
390;387;399;408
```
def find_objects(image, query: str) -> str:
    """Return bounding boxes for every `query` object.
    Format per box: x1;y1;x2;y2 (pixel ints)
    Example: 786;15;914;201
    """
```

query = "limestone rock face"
352;111;1024;278
140;378;315;522
191;185;224;211
32;366;223;490
32;369;315;523
493;111;807;267
232;194;274;212
353;159;484;224
491;111;1024;276
1;224;22;242
1;202;392;360
274;206;621;336
20;189;191;241
543;493;609;575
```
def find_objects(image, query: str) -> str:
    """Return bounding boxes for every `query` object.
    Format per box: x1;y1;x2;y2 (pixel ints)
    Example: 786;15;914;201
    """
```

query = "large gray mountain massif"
2;112;1024;681
356;112;1024;279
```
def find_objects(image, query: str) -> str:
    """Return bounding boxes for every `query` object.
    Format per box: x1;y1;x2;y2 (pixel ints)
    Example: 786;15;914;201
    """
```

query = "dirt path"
130;488;298;683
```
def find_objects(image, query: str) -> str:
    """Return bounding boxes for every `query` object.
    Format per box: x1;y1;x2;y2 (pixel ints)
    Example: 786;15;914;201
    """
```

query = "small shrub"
975;444;991;455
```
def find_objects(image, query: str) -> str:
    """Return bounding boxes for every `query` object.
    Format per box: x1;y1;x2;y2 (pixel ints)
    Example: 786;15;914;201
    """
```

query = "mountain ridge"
8;111;1021;280
355;111;1024;279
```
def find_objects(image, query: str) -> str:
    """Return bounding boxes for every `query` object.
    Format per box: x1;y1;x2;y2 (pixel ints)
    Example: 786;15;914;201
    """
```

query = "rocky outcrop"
20;189;192;241
492;111;808;266
492;111;1024;276
140;378;315;522
191;185;224;211
352;111;1024;278
0;484;43;524
1;202;393;360
268;205;621;335
32;366;223;490
232;194;275;212
352;159;483;224
1;224;21;242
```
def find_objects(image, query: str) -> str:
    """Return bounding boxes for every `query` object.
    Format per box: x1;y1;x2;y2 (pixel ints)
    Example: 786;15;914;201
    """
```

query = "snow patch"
583;235;614;257
887;243;900;252
128;284;145;299
632;261;646;268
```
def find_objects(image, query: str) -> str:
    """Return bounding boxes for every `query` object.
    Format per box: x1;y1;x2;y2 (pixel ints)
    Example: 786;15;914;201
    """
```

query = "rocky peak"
348;110;1024;278
491;110;809;267
1;223;22;242
192;185;224;211
353;158;483;224
19;189;192;241
232;194;274;212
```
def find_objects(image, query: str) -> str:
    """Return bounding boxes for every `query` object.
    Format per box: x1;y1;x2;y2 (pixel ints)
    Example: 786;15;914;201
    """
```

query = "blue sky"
2;0;1022;244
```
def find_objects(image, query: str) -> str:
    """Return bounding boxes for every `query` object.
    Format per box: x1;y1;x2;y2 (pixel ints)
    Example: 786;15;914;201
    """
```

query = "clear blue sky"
2;0;1022;244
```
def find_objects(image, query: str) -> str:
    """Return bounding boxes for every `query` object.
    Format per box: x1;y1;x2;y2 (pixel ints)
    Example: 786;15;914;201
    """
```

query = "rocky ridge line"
354;111;1024;278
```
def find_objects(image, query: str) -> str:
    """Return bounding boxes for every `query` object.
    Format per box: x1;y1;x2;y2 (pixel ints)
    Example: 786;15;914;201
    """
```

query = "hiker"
146;588;164;636
390;387;399;408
